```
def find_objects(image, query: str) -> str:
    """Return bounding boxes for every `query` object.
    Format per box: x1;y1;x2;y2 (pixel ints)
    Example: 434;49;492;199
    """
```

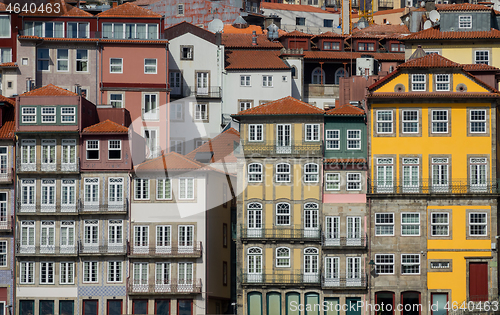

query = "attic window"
458;15;472;29
358;42;375;51
181;45;193;60
324;41;340;50
177;3;184;15
296;17;306;26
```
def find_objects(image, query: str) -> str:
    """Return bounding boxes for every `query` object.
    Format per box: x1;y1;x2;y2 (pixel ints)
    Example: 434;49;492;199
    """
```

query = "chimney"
112;1;118;8
252;30;257;46
74;84;81;96
25;78;33;92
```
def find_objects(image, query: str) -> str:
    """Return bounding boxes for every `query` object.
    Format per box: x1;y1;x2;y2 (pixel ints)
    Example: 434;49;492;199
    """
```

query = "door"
143;94;158;120
347;257;362;286
84;220;99;253
403;158;419;193
178;262;193;292
170;72;181;95
20;221;35;253
134;226;149;254
470;159;487;192
431;293;448;315
324;257;339;286
325;216;340;246
155;263;171;292
107;300;122;315
304;248;319;283
60;221;75;254
401;292;421;315
133;263;149;292
40;221;55;253
196;72;208;95
247;204;262;238
156;225;171;254
276;124;291;154
304;203;319;238
108;220;123;253
178;225;194;253
346;298;361;315
83;300;98;315
247;248;263;282
347;217;362;246
469;262;488;301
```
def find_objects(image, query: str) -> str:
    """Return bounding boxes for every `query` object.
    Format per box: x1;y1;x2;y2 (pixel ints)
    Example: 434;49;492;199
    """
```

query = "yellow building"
367;51;499;314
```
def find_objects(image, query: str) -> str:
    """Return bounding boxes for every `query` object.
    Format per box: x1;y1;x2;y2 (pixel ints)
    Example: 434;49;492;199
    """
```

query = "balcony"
170;86;221;99
79;199;128;214
322;235;368;249
19;30;168;40
78;241;127;255
16;243;77;256
17;203;78;215
378;0;394;7
368;179;500;195
0;168;13;183
128;279;202;295
240;225;321;242
240;270;321;286
0;216;13;231
241;141;323;157
322;275;368;289
304;84;339;99
128;242;203;258
17;160;79;173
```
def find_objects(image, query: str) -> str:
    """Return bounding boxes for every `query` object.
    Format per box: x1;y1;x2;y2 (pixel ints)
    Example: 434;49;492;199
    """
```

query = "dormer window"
459;15;472;29
435;74;450;91
323;41;340;50
358;42;375;51
411;74;426;91
390;43;405;52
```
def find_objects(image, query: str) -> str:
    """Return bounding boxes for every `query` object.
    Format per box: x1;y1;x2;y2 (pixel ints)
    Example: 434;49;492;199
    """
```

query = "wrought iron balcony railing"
0;216;13;231
241;141;323;156
19;30;168;40
78;241;127;255
17;159;79;173
0;168;13;183
16;243;78;256
240;270;321;285
240;224;321;241
17;203;78;214
322;275;368;289
79;199;128;214
128;242;202;258
322;234;368;249
170;86;222;98
368;179;500;195
128;279;202;295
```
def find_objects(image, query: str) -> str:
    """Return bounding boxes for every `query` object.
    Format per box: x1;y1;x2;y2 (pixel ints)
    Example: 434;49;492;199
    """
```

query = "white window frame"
41;107;56;123
304;163;319;183
0;15;11;39
37;48;50;71
458;15;472;29
469;212;487;236
108;261;122;283
276;203;291;225
41;180;56;206
21;179;36;206
56;49;69;72
431;212;449;236
84;178;99;205
240;102;252;112
240;75;251;86
401;254;420;275
86;140;99;160
325;130;340;150
325;173;340;191
375;213;394;236
435;74;450;91
177;3;184;15
67;21;89;38
179;178;194;200
40;262;54;284
248;124;263;142
0;241;6;267
41;140;56;165
275;163;291;183
305;124;320;142
475;50;490;65
194;103;208;121
402;110;419;134
110;58;123;73
83;261;98;283
76;49;88;72
376;110;393;133
60;262;74;284
156;225;171;248
108;140;122;160
401;213;420;236
431;110;449;133
375;254;394;274
61;107;75;123
134;178;150;200
22;107;36;123
108;178;124;204
411;74;426;91
347;130;361;150
276;247;290;267
156;178;172;200
110;93;124;108
20;261;34;284
470;110;487;133
262;75;273;87
248;163;263;183
144;58;157;74
347;173;361;191
178;225;194;248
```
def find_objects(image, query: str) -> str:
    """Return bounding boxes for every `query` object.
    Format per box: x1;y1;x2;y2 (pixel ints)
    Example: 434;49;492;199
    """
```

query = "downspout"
126;172;132;315
366;102;372;315
100;43;103;106
95;41;98;105
97;16;101;105
12;132;17;315
165;41;170;152
34;38;45;87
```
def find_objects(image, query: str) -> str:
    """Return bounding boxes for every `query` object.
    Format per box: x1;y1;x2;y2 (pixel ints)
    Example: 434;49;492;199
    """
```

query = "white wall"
262;8;340;33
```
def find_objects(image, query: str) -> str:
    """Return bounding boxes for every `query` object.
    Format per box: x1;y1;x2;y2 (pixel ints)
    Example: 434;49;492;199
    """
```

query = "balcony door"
84;220;99;253
304;203;319;238
40;221;55;253
347;257;362;286
303;247;319;283
347;216;362;246
133;263;149;292
325;216;340;246
178;262;193;292
170;72;181;95
276;124;291;154
196;72;208;95
247;203;262;238
247;247;262;283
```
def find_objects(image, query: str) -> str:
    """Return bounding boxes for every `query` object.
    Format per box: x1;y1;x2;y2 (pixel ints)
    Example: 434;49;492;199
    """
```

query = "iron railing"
128;242;202;258
170;86;222;98
0;168;13;182
368;179;500;195
17;159;79;173
0;216;13;231
79;199;128;213
19;30;167;40
240;225;321;241
241;141;323;156
378;0;394;7
78;241;127;255
16;243;78;256
17;203;78;214
322;234;368;249
240;270;321;285
128;279;202;295
322;275;368;289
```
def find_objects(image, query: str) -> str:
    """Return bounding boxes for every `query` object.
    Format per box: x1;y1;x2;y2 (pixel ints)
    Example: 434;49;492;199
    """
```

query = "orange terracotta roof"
223;24;263;35
398;53;461;68
185;128;240;164
325;7;339;13
324;158;367;164
225;50;289;70
325;103;365;116
367;68;400;90
462;64;500;71
97;2;162;18
20;0;93;16
351;24;409;37
134;151;226;173
281;30;314;37
233;96;324;116
0;2;6;11
19;36;99;42
352;7;406;17
369;92;500;98
21;84;79;96
0;94;14;106
0;62;18;68
311;31;345;39
82;120;128;134
0;107;15;140
435;3;492;11
303;51;404;61
404;26;500;40
18;35;166;44
261;2;334;13
222;34;283;49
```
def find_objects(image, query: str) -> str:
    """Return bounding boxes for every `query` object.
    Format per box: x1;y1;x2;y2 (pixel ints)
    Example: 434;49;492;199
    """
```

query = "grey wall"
440;11;491;32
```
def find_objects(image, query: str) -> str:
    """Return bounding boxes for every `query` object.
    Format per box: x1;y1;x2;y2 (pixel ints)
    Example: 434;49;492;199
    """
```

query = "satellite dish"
208;19;224;33
420;1;425;7
423;20;432;29
429;10;441;22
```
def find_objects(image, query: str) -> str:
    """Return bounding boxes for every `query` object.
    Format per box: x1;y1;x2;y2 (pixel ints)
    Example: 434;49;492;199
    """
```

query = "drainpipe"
165;42;170;152
34;38;45;87
366;102;372;315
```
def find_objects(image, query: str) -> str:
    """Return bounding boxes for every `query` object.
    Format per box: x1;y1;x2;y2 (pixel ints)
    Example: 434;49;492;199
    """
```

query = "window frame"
469;212;487;236
276;202;291;226
156;178;172;200
375;213;395;236
401;213;420;236
240;75;251;87
325;173;340;191
411;74;426;91
248;163;263;183
144;58;157;74
56;49;69;72
275;163;291;183
41;107;56;124
402;110;419;134
37;48;50;71
108;140;122;160
470;109;487;134
276;247;291;267
401;254;420;275
305;124;320;142
475;50;489;65
40;262;54;284
325;130;340;150
60;262;74;284
346;129;361;150
180;45;193;60
346;172;361;191
20;261;35;284
431;110;449;134
22;107;37;124
110;58;123;74
83;261;98;283
248;124;263;142
375;254;395;275
435;74;450;91
134;178;150;200
107;261;123;283
86;140;100;160
76;49;88;72
179;177;194;200
458;15;472;29
431;212;449;236
304;163;319;183
376;110;393;134
262;75;273;87
61;107;75;123
194;103;208;121
0;240;6;267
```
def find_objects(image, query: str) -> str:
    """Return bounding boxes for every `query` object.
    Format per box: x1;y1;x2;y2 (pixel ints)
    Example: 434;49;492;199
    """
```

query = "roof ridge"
97;1;162;17
21;84;79;96
185;128;240;160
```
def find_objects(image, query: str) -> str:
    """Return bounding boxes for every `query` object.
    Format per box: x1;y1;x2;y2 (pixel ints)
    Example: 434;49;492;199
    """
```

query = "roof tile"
223;24;263;34
222;34;283;49
398;53;461;68
281;30;314;38
404;26;500;40
325;103;365;116
21;84;79;97
311;31;346;39
0;62;18;68
369;92;500;98
134;151;226;173
82;120;128;134
303;51;404;61
463;64;500;71
435;3;492;11
185;128;240;164
234;96;324;116
0;94;14;106
97;2;162;18
0;107;15;140
261;2;334;13
225;50;289;70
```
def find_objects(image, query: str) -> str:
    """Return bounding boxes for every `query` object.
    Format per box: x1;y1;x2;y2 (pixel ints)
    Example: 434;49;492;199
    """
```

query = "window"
135;179;149;200
177;3;184;15
179;178;194;200
262;75;273;87
102;23;157;39
335;68;345;84
144;129;158;157
0;16;10;38
358;42;375;51
83;220;98;251
432;158;449;190
240;75;251;86
325;216;339;243
475;50;489;65
110;94;123;108
21;180;35;206
178;262;193;285
390;43;405;52
401;213;420;236
276;247;290;267
402;110;418;133
61;107;75;123
347;130;361;149
194;104;208;121
411;74;426;91
108;140;121;160
425;50;440;55
276;163;291;182
304;248;319;279
22;57;28;65
304;163;319;182
41;108;56;125
296;17;306;25
170;103;183;120
67;22;89;38
430;261;450;269
156;225;171;248
156;262;171;286
41;180;56;207
41;140;56;166
311;67;324;84
0;148;5;174
377;110;393;133
144;58;157;74
57;49;68;71
469;213;487;236
431;212;449;236
60;221;75;251
76;50;88;72
375;254;394;274
178;225;194;248
347;173;361;190
435;74;450;91
240;101;252;112
325;173;340;190
470;157;487;191
276;203;290;225
108;178;124;205
375;213;394;236
37;48;50;71
326;130;340;150
459;15;472;28
60;262;74;284
86;140;99;160
323;19;333;27
134;226;149;249
83;261;98;283
40;262;54;284
223;261;228;286
20;262;34;283
143;94;158;120
305;124;320;141
181;46;193;60
376;158;393;192
153;178;171;200
84;178;99;205
323;41;340;50
401;254;420;274
0;241;6;267
108;261;122;283
470;110;486;133
110;58;122;73
248;124;263;142
248;163;262;182
431;110;448;133
22;108;36;123
223;223;228;248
